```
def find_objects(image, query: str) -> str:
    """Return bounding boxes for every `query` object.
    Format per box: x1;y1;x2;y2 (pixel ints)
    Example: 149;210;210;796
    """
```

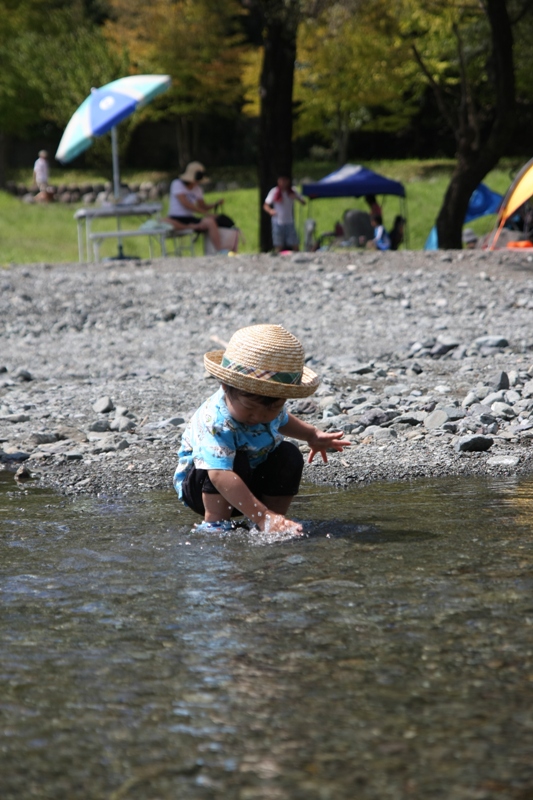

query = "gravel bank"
2;249;533;496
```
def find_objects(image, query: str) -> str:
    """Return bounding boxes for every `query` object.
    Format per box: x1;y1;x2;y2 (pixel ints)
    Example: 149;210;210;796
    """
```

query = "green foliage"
105;0;247;121
0;1;44;137
294;1;419;152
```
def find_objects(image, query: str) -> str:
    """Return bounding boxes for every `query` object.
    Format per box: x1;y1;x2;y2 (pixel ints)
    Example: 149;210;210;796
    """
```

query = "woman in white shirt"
164;161;224;252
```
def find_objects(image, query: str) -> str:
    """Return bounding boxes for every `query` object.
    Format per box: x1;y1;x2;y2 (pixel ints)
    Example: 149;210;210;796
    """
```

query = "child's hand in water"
261;513;303;535
307;429;351;464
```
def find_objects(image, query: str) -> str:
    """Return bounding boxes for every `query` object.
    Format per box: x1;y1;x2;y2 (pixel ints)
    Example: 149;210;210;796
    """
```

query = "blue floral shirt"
173;387;289;500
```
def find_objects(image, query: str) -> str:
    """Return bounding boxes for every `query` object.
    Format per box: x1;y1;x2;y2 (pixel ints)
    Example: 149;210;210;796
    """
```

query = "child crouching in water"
173;324;351;535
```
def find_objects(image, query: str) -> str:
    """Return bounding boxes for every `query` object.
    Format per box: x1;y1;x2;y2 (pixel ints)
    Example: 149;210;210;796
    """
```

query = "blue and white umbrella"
55;74;171;198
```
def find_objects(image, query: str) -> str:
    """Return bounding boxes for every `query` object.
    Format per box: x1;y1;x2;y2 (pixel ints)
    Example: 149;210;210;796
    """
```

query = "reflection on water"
1;469;533;799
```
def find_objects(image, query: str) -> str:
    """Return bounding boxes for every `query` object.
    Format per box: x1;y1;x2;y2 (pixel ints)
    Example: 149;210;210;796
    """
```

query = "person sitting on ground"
389;215;405;251
462;228;478;249
163;161;225;253
263;176;306;253
366;213;391;251
174;324;351;535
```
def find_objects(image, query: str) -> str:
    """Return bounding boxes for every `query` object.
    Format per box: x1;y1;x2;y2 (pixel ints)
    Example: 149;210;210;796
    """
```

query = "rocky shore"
2;248;533;497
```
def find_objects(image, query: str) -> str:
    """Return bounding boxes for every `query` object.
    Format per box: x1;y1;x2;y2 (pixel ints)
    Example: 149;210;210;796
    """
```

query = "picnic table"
74;202;164;262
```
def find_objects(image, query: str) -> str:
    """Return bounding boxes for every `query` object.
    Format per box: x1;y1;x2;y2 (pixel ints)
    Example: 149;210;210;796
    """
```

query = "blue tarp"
424;183;503;250
302;163;406;199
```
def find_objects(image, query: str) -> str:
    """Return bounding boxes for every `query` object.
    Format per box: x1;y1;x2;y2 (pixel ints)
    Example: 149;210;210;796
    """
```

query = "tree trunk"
176;117;192;169
258;0;300;252
0;132;7;190
436;0;516;249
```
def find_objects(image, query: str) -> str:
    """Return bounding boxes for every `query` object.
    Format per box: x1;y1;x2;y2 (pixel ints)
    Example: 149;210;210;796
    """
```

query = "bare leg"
203;492;233;522
163;216;221;250
196;216;221;251
262;495;294;515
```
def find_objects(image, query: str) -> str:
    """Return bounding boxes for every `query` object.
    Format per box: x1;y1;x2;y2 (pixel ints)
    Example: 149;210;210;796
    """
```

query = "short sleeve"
193;420;237;472
278;406;289;427
264;188;275;205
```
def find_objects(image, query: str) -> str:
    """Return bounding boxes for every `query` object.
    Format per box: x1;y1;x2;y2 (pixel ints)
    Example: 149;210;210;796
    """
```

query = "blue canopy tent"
302;163;407;248
424;183;503;249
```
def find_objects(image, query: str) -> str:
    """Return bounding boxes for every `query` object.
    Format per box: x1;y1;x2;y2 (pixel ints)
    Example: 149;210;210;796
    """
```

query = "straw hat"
204;324;320;398
179;161;209;184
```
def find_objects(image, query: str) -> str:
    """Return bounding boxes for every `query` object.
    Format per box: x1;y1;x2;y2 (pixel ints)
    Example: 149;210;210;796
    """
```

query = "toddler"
174;324;350;535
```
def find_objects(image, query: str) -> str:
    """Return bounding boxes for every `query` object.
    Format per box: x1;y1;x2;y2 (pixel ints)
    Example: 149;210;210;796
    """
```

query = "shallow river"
1;470;533;800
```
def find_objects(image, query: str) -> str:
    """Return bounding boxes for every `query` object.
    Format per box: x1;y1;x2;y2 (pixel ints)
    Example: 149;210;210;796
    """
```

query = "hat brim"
204;350;320;398
179;171;210;184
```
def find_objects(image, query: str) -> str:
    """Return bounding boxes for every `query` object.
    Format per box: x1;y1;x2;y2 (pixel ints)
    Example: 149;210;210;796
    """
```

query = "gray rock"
481;390;507;406
383;383;409;396
474;335;509;348
424;409;449;429
358;408;389;427
487;455;519;467
491;402;516;419
485;371;510;391
110;416;135;432
93;396;114;414
522;379;533;398
505;389;521;404
454;434;494;453
0;413;30;423
348;362;374;375
29;432;58;445
430;336;459;357
89;418;110;432
462;391;479;408
15;368;33;381
323;402;342;418
442;406;466;421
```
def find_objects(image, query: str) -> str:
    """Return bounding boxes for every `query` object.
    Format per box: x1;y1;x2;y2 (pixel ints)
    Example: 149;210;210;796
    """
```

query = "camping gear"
424;183;503;250
302;164;407;248
487;157;533;249
55;74;171;200
203;324;320;398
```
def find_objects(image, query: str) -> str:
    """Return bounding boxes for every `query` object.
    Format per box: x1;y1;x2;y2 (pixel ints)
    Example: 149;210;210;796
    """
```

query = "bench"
166;228;197;257
88;227;169;262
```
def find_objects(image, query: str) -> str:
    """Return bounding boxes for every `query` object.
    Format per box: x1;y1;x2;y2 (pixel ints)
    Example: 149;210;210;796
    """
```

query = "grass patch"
0;160;523;264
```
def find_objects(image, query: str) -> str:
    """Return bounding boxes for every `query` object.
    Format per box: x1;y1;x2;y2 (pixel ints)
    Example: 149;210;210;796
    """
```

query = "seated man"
366;213;391;251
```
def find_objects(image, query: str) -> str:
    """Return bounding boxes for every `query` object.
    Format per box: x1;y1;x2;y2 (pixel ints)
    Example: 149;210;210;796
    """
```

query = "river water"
1;470;533;800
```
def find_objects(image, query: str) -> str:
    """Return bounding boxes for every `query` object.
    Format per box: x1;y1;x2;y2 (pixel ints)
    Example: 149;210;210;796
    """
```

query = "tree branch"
411;43;457;134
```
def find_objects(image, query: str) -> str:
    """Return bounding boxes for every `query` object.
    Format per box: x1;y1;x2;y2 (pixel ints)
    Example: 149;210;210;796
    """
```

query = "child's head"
222;385;285;425
204;324;320;404
277;176;291;190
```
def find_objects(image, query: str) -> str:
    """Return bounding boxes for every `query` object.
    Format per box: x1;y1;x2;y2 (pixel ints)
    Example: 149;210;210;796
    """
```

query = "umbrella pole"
111;125;124;257
111;126;120;201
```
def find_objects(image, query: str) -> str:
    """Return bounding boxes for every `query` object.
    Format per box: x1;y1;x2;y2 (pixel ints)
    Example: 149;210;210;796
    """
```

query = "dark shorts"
182;441;304;517
169;215;201;225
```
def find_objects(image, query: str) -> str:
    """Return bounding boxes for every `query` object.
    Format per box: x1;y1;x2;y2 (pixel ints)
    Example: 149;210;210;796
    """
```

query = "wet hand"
307;430;351;464
261;513;303;535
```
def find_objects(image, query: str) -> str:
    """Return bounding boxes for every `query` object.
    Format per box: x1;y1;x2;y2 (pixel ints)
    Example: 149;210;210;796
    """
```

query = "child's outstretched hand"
262;513;304;536
307;429;351;464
